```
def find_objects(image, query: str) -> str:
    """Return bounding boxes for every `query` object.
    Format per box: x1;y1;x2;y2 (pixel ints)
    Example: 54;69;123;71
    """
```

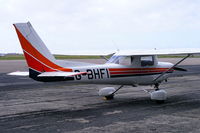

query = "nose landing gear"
150;83;167;103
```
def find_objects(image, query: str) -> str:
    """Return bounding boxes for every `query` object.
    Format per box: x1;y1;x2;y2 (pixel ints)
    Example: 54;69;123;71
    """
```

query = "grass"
0;54;199;60
0;54;25;60
158;55;200;58
0;54;102;60
54;55;102;59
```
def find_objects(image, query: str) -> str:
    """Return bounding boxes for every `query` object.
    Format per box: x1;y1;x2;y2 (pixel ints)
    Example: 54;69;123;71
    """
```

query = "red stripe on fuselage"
109;70;174;75
109;68;169;72
110;70;163;75
109;68;174;76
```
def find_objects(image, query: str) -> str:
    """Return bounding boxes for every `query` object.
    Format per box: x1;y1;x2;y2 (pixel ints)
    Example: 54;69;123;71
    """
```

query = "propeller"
173;67;187;71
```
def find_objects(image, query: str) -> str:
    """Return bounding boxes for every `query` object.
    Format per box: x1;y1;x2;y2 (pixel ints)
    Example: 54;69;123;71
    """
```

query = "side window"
119;56;131;66
141;56;154;66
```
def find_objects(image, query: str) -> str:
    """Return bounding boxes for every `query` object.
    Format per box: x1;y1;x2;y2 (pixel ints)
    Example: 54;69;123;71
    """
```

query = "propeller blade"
174;67;187;71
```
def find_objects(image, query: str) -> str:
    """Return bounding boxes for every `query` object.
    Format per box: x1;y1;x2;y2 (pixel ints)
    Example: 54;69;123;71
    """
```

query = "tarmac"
0;59;200;133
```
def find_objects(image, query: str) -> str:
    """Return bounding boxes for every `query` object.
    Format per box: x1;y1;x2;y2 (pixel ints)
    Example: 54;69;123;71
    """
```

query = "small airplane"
12;22;200;103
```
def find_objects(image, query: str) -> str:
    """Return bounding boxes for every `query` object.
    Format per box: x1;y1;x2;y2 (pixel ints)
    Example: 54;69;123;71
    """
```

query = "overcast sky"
1;0;200;54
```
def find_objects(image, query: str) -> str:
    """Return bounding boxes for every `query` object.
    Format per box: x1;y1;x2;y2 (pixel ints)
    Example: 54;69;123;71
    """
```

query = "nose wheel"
150;83;167;103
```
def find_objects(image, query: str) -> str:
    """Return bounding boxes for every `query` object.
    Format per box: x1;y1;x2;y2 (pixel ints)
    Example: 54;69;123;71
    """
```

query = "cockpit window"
119;56;131;65
141;56;154;66
107;56;132;65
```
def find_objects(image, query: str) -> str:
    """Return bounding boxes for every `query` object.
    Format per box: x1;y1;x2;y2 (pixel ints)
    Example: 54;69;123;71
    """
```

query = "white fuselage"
68;55;174;85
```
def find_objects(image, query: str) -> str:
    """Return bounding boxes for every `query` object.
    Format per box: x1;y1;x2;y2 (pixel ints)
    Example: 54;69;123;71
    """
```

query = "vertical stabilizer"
13;22;72;80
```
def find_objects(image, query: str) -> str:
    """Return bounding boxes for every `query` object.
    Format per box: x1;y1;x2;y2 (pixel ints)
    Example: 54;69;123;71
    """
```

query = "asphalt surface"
0;59;200;133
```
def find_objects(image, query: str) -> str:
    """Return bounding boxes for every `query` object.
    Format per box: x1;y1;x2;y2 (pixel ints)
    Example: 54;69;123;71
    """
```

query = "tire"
105;95;114;100
156;100;165;104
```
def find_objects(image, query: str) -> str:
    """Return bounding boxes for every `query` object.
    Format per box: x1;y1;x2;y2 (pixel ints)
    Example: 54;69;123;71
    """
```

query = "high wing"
55;51;114;56
115;49;200;56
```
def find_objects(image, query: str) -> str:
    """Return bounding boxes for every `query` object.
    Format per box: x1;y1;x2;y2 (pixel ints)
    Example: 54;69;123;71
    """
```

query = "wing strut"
153;54;191;83
100;56;109;61
100;52;116;61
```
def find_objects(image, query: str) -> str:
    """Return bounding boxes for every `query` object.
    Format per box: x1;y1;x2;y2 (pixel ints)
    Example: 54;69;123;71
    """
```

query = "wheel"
156;100;165;104
104;94;114;100
150;89;167;103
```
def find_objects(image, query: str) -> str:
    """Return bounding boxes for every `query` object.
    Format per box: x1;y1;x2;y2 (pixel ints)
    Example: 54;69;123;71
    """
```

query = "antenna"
112;40;120;52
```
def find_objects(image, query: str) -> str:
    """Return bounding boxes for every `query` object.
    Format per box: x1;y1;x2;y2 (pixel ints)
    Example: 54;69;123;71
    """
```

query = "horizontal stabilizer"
7;71;29;76
37;71;87;77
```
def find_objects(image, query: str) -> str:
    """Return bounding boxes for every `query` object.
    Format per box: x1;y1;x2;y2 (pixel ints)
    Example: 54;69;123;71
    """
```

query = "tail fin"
13;22;72;80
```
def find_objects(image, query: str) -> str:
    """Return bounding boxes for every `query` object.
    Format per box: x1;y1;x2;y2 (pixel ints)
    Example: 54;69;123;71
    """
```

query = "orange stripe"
14;25;72;72
110;70;167;75
24;51;56;72
109;68;169;72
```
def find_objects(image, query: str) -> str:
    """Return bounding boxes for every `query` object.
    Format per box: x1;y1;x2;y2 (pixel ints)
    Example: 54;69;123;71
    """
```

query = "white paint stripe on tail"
23;49;59;71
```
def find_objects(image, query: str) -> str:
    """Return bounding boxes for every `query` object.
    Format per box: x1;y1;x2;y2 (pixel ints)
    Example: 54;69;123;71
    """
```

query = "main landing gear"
99;83;167;103
98;85;124;100
104;94;114;100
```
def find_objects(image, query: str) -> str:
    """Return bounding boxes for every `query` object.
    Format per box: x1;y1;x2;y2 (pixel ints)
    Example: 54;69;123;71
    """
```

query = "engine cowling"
98;87;116;96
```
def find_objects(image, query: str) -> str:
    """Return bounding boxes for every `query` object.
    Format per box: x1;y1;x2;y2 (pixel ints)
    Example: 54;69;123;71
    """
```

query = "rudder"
13;22;72;80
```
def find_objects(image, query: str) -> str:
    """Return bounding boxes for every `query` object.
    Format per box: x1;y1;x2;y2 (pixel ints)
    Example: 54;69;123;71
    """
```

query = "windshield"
107;56;121;64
